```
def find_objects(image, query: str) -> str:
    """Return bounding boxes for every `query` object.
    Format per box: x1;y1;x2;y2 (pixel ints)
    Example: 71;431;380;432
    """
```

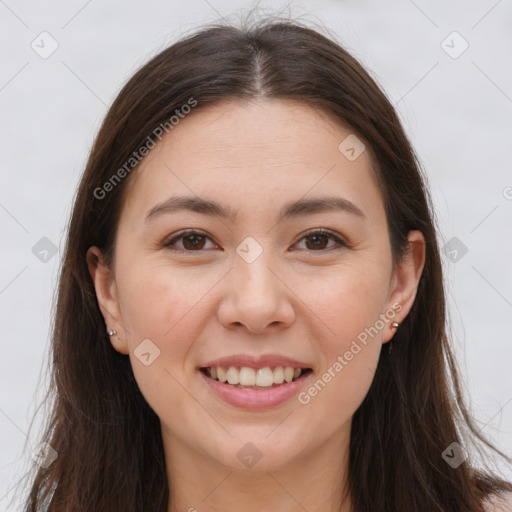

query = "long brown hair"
23;14;512;512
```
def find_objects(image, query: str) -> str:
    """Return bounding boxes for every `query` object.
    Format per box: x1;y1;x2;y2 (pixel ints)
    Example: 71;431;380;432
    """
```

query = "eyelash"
163;228;348;254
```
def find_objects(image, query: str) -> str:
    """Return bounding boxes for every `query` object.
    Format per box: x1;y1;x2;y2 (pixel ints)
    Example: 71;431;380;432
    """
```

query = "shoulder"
484;491;512;512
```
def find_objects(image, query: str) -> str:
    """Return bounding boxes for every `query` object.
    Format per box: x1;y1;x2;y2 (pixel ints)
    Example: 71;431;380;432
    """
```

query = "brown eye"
304;233;330;250
164;230;217;252
181;234;206;250
294;229;346;252
164;228;346;254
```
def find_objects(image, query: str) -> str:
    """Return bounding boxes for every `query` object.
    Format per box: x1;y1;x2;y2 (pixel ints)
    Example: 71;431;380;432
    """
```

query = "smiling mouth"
199;366;313;390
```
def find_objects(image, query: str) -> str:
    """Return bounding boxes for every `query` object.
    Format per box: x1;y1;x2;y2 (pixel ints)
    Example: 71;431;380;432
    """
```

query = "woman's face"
88;99;424;474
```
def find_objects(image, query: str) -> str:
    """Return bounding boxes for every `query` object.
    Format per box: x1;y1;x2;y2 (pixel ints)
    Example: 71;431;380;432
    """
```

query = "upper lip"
200;354;312;370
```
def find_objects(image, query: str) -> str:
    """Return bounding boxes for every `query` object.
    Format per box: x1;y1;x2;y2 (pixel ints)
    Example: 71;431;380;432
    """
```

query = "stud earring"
107;329;119;341
389;322;400;354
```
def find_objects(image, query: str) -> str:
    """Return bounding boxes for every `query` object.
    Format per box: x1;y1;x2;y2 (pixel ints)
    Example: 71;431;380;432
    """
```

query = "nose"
216;249;296;334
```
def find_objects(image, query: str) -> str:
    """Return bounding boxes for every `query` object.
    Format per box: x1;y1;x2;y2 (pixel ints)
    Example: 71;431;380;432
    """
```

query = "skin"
87;99;425;512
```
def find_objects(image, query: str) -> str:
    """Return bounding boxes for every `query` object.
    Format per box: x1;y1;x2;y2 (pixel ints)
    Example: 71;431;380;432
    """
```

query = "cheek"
290;261;387;414
115;262;230;399
292;267;386;427
297;341;381;445
117;263;212;421
116;261;218;345
296;262;390;352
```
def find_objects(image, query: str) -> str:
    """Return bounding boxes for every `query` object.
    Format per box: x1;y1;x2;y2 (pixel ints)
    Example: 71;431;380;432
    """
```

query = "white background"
1;0;511;509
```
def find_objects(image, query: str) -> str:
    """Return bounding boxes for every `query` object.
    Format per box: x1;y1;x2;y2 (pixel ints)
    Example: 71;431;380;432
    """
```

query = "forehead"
120;98;382;223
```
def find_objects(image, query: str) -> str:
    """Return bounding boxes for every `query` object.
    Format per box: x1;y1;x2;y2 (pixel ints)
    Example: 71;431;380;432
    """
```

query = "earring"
107;329;119;341
389;322;400;354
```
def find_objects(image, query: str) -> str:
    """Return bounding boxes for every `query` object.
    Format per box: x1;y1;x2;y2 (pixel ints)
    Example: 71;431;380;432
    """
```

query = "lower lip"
199;370;313;410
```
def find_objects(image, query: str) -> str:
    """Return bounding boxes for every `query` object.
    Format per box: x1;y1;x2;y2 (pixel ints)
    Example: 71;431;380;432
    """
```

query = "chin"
202;430;310;473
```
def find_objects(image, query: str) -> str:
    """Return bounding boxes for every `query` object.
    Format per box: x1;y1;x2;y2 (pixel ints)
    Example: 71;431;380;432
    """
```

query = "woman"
24;16;512;512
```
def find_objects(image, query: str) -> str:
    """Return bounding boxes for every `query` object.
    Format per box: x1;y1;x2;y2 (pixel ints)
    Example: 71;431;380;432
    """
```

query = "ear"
382;230;426;344
86;246;129;354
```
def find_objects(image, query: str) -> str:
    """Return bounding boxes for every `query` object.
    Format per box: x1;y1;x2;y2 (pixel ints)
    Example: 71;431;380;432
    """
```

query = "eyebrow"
144;194;366;223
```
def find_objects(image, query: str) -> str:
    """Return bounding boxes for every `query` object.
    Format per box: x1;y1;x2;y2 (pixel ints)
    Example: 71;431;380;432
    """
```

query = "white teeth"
226;366;239;385
217;367;227;383
205;365;308;386
255;367;274;387
284;367;294;383
239;367;256;386
273;366;284;384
